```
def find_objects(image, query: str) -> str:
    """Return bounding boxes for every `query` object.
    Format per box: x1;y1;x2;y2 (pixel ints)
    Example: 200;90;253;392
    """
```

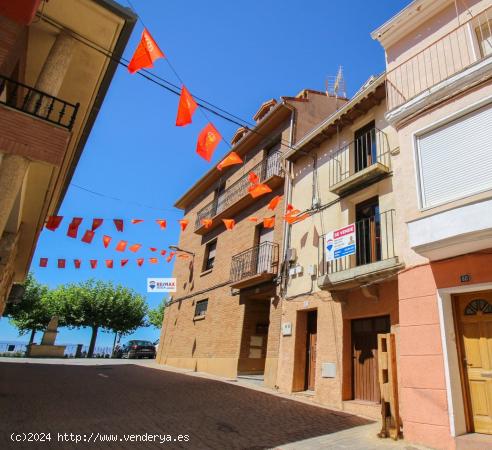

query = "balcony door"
354;121;377;173
257;225;274;274
355;197;381;266
264;141;281;180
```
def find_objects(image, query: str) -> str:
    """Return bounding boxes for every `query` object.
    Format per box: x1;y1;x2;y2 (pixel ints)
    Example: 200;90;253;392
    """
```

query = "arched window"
464;299;492;315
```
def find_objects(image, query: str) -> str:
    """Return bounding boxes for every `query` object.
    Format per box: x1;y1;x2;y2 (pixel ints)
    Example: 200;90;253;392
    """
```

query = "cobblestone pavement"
0;360;426;450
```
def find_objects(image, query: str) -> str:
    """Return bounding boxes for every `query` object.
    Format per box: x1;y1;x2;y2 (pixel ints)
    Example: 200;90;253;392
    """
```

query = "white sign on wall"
147;278;177;293
325;223;356;262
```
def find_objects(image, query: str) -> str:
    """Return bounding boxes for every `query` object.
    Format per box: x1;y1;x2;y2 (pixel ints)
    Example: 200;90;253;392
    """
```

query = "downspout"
280;104;296;295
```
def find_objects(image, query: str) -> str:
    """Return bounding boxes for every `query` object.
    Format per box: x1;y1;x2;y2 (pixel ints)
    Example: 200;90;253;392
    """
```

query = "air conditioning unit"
286;248;297;262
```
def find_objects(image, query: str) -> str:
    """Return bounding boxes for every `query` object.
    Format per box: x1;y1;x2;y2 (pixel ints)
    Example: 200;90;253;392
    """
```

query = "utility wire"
38;13;302;153
70;183;180;213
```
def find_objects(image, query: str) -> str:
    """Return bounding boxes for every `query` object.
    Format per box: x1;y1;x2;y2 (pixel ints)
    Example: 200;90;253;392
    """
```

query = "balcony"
230;242;279;290
0;75;79;130
386;6;492;115
0;75;79;166
194;152;284;235
329;128;391;195
318;210;401;290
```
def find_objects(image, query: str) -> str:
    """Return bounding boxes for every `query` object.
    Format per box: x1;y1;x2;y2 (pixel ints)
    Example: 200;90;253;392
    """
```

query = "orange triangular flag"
179;219;189;231
129;244;142;253
196;123;221;162
217;151;243;170
201;218;213;229
102;235;112;248
286;203;295;213
81;230;95;244
160;249;167;256
285;212;310;225
121;259;129;267
149;258;158;264
249;172;259;185
222;219;235;230
149;247;157;252
156;219;167;230
113;219;124;232
178;254;190;259
137;258;144;267
67;218;83;238
90;259;98;269
247;217;258;222
263;216;275;228
74;259;81;269
105;259;114;269
166;251;176;262
57;259;66;269
249;183;272;198
128;28;165;74
39;258;48;267
115;240;127;252
268;195;282;210
131;219;144;224
176;85;198;126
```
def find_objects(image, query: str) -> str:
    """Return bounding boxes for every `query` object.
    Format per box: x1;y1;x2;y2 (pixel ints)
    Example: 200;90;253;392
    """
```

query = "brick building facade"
157;91;345;385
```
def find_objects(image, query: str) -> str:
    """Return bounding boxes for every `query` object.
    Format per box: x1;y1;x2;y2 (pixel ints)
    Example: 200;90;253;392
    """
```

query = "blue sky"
0;0;411;348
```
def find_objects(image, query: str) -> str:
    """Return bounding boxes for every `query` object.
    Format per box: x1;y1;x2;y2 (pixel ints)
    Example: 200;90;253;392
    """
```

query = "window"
476;19;492;57
203;240;217;271
354;121;377;173
416;103;492;209
195;299;208;317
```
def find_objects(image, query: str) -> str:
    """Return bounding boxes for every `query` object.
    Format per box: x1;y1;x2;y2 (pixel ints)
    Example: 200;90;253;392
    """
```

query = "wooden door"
305;311;317;391
354;121;376;172
456;292;492;434
352;315;390;402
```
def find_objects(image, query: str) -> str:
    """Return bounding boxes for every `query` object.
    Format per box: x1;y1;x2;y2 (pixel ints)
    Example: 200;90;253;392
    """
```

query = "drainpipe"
280;104;296;294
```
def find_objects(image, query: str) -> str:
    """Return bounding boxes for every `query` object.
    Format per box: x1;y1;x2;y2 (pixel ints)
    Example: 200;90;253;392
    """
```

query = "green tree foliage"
54;279;147;357
4;273;58;344
148;298;167;329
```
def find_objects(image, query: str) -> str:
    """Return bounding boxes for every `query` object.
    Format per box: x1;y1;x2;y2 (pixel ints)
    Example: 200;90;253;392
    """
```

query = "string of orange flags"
38;252;184;269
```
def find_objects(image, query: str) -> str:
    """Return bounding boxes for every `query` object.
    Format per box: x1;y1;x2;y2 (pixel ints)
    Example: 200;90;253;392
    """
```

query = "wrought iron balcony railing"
386;6;492;111
0;74;79;130
328;128;391;189
195;151;282;229
230;241;279;284
319;209;396;276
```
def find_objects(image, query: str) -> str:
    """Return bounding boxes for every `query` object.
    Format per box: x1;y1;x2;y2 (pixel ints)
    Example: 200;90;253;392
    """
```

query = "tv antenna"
326;66;346;99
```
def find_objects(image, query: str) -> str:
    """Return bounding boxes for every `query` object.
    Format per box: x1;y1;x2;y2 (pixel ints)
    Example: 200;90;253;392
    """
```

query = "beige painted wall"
285;100;398;298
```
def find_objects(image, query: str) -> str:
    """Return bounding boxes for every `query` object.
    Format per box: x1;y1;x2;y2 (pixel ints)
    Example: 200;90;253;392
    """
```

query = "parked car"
117;340;156;359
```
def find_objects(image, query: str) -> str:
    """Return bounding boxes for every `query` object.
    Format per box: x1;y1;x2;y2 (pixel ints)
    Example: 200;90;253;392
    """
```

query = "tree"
55;280;147;357
4;273;58;344
148;298;167;329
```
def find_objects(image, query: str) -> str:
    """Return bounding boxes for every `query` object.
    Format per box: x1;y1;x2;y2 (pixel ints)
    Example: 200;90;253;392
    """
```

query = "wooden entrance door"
305;311;317;391
456;291;492;434
352;315;390;402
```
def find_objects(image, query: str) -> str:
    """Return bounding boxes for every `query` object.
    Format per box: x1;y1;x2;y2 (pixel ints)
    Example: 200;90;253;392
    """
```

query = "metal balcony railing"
0;74;79;130
328;128;391;187
230;241;279;284
195;151;282;229
386;6;492;110
319;209;396;276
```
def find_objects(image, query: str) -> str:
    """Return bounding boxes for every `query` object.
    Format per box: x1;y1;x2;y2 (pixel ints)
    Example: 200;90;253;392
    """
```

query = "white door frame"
437;282;492;437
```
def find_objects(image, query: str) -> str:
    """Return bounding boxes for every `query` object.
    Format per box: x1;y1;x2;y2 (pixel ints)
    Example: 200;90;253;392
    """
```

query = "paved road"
0;360;422;450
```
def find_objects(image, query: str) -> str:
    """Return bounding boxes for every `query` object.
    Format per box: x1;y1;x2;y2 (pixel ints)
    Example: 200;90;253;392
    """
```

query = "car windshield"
130;340;154;346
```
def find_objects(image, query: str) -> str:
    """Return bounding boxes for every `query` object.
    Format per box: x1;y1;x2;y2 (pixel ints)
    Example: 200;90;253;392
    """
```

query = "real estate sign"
325;224;356;262
147;278;177;293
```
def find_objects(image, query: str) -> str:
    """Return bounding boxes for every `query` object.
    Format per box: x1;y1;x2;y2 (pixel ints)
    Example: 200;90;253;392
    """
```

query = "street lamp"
169;245;195;257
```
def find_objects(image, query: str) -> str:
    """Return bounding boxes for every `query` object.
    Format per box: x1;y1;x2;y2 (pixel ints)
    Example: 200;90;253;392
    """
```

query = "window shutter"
417;103;492;208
